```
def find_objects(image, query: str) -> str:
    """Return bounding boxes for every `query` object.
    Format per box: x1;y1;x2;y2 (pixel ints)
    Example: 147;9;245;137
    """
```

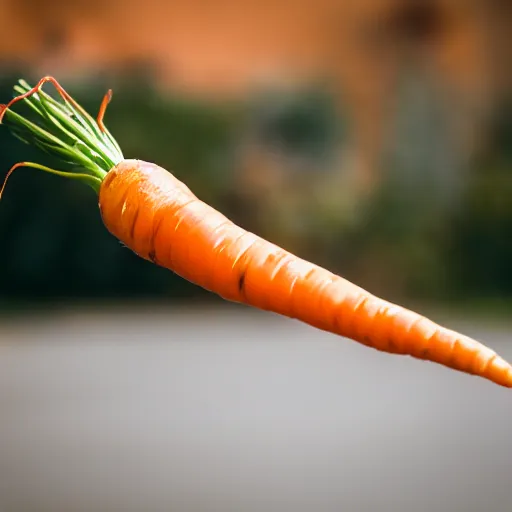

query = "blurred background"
0;0;511;511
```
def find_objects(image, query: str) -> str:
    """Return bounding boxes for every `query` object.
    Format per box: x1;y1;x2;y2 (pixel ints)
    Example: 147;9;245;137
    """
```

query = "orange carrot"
1;76;511;388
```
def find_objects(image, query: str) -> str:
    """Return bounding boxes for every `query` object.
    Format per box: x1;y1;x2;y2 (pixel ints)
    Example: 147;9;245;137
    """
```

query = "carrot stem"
0;77;124;196
0;162;102;198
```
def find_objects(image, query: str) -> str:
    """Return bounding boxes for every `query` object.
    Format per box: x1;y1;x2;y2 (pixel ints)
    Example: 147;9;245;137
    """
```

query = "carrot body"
2;76;511;389
99;159;512;388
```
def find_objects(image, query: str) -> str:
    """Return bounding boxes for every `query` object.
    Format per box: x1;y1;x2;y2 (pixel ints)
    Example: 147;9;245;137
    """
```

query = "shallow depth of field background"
0;1;511;511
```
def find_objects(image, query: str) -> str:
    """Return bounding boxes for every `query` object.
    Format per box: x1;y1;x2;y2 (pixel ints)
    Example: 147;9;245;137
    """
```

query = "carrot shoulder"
1;76;512;389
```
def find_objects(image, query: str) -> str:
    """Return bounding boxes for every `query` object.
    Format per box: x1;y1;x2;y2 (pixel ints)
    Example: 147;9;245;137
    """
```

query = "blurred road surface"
0;304;511;512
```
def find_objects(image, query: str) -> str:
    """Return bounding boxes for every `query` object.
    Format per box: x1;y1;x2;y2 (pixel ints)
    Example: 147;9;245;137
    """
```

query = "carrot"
1;76;511;388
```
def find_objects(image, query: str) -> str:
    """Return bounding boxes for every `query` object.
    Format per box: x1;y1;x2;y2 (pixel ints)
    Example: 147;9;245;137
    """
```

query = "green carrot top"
0;76;124;195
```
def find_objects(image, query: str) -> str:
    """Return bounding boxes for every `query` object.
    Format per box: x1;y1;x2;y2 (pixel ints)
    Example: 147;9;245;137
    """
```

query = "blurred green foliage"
347;89;512;304
0;68;511;307
243;86;342;166
448;100;512;299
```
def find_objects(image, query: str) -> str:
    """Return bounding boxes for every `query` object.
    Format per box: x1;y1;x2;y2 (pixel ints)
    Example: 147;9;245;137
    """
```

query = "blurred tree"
446;98;512;300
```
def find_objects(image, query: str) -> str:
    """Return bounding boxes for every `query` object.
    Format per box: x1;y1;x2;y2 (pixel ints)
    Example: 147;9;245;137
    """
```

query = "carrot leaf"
0;76;124;195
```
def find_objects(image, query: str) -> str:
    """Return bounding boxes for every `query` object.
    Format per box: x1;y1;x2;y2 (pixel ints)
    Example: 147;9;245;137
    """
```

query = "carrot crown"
0;76;124;196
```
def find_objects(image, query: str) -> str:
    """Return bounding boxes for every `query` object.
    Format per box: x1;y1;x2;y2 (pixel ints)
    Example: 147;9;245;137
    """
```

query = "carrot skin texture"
99;159;512;388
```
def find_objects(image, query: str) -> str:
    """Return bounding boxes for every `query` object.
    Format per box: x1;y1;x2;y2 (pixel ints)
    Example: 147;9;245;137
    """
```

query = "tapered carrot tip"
485;356;512;388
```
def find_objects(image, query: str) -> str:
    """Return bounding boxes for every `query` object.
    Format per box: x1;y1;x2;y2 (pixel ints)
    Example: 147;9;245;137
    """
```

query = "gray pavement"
0;304;511;512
